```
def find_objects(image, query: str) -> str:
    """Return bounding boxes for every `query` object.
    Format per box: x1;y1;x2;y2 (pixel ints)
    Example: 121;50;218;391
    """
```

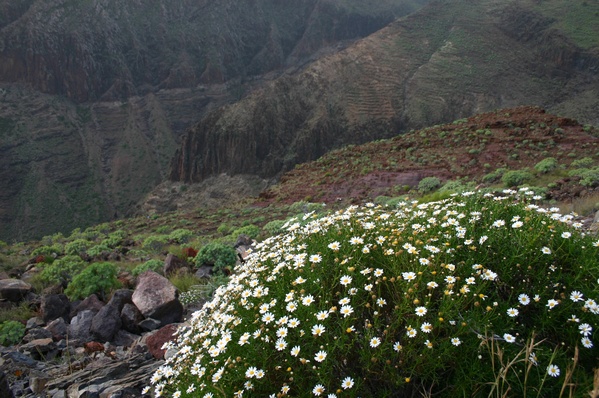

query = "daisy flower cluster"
148;189;598;397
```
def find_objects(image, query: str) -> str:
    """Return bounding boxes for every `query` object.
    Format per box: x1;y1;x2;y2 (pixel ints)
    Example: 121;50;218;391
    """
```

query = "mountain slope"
170;0;599;185
0;0;429;241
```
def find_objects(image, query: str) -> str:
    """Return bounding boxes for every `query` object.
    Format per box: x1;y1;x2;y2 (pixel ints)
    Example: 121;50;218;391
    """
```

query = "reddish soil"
257;106;599;207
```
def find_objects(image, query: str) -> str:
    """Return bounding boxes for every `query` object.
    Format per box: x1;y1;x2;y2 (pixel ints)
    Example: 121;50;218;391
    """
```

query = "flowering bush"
150;190;598;397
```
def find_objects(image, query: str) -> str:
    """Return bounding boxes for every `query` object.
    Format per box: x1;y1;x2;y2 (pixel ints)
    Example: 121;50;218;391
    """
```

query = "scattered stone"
163;253;188;276
0;271;10;280
108;289;134;311
145;324;179;360
91;303;122;343
45;318;68;341
29;370;51;394
590;210;599;232
0;279;32;302
41;294;71;323
194;265;213;279
68;310;95;343
70;294;104;317
0;370;14;398
138;318;161;332
19;338;57;360
121;303;144;334
25;317;45;330
22;327;53;343
131;271;183;326
113;330;139;348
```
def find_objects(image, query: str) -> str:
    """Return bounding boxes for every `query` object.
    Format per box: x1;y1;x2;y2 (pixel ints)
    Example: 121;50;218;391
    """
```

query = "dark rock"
0;370;14;398
120;304;143;334
90;303;122;343
26;317;45;330
68;310;95;343
41;294;71;323
45;318;68;341
0;279;32;302
113;330;139;348
19;338;57;360
22;327;53;343
70;294;104;317
234;234;253;248
131;271;183;326
163;253;187;276
145;324;179;360
194;265;213;279
107;289;133;312
138;318;161;332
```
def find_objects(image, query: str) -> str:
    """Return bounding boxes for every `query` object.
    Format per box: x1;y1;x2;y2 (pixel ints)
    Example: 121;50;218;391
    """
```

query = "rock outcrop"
168;0;599;185
0;0;426;241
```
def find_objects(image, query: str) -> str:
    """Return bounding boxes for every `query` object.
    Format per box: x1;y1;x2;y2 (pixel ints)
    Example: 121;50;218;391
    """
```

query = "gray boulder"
41;294;71;323
0;279;32;302
121;303;144;334
90;303;122;343
131;271;183;326
68;310;95;343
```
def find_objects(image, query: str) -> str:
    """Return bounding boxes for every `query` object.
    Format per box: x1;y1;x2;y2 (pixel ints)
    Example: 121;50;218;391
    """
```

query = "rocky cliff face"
0;0;429;241
169;0;599;184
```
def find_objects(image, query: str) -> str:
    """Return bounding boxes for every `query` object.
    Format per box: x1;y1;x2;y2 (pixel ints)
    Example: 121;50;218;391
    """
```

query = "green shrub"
86;244;111;258
578;167;599;187
417;176;441;193
482;167;507;183
262;219;287;236
217;223;233;236
32;244;64;257
38;255;86;286
169;229;194;244
288;201;324;214
194;242;237;273
64;262;121;300
142;235;169;252
438;179;476;193
230;225;261;240
65;239;91;255
153;191;599;397
534;157;558;174
501;169;533;187
0;321;25;346
132;259;163;276
570;157;594;169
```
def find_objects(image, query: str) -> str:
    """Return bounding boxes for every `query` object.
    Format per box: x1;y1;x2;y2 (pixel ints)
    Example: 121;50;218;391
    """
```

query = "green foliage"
578;167;599;187
570;157;594;169
142;235;169;252
230;225;261;240
262;219;287;236
169;229;194;244
32;244;64;257
0;302;36;324
217;223;233;236
64;262;121;300
418;176;442;193
288;201;324;214
534;157;558;174
153;191;599;397
38;255;86;286
438;179;476;193
65;239;91;255
482;167;507;183
132;259;163;276
502;169;533;187
86;244;110;258
194;242;237;273
169;273;202;293
0;321;25;346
